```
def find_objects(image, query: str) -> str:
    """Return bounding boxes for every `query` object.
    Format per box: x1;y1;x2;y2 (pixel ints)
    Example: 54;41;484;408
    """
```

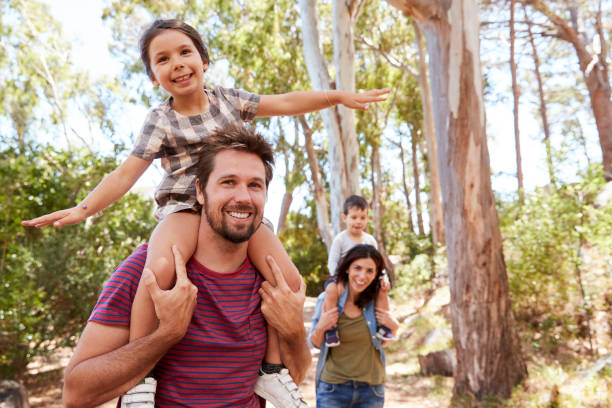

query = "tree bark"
509;0;524;203
370;141;395;279
524;5;556;187
411;128;425;235
529;0;612;180
414;22;445;245
299;116;333;249
398;139;415;233
386;0;527;400
298;0;362;234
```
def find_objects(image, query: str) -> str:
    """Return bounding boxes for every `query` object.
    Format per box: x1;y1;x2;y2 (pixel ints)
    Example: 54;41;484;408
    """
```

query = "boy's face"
342;207;369;236
148;29;208;100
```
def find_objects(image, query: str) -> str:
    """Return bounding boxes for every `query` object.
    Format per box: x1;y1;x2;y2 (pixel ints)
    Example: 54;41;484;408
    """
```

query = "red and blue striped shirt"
89;244;267;407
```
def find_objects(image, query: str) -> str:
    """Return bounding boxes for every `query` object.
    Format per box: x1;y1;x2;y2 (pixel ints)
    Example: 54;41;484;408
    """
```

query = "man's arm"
63;246;197;408
258;256;311;384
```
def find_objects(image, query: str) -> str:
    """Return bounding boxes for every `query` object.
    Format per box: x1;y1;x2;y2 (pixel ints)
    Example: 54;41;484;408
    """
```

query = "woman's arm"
255;89;389;117
22;155;152;228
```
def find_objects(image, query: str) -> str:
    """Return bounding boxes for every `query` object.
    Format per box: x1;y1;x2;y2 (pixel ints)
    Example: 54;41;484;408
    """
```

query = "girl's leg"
248;222;301;292
129;212;200;342
251;223;308;406
323;281;339;312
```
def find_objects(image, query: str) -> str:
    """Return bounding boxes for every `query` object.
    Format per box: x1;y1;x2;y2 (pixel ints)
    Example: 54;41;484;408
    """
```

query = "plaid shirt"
131;87;260;220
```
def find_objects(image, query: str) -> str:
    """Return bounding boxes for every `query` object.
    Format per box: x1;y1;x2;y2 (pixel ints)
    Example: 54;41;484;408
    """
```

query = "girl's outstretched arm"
22;155;152;228
255;88;389;117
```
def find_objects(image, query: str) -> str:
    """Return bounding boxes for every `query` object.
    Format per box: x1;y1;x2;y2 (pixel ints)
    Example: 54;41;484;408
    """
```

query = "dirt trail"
27;297;436;407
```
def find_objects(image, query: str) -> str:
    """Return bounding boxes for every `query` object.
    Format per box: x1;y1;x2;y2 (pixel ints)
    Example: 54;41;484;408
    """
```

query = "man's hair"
336;244;384;309
139;19;210;80
195;124;274;191
343;195;369;215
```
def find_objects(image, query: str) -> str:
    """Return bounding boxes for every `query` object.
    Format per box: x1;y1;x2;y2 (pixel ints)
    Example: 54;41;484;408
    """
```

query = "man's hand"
258;255;311;383
258;255;306;338
145;245;198;343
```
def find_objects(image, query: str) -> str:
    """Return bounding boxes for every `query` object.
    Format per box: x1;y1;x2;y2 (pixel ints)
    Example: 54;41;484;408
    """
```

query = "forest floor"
23;286;611;407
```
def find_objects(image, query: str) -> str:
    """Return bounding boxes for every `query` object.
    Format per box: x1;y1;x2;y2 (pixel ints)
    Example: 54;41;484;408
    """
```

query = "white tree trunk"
333;0;361;195
299;0;362;234
414;22;445;246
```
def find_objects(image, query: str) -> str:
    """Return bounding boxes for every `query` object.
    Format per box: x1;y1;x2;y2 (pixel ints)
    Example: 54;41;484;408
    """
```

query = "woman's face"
347;257;378;295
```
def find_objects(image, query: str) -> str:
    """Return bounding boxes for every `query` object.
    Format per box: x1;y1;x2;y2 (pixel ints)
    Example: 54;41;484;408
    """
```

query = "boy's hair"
196;124;274;191
336;244;384;309
139;19;210;80
343;195;369;214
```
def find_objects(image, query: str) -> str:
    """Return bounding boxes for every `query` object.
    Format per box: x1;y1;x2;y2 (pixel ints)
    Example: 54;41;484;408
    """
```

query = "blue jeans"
316;380;384;408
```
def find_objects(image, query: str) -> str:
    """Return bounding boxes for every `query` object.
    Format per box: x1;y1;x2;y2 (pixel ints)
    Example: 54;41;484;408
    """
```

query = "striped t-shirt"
89;243;267;407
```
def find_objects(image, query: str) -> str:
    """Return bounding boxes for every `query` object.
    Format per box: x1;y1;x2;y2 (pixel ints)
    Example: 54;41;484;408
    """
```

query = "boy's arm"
255;89;389;117
22;155;152;228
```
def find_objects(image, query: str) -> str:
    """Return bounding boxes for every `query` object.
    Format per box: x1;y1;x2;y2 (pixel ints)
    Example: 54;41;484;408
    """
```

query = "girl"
23;19;388;408
309;244;399;408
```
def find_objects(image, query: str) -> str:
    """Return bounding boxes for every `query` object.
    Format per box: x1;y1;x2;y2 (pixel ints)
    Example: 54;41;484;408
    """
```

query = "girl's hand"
22;206;87;228
318;306;339;332
379;273;391;293
339;88;390;110
375;307;395;330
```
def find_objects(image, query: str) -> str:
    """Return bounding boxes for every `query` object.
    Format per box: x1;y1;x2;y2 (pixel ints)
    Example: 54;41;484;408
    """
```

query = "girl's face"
148;29;208;100
347;257;378;295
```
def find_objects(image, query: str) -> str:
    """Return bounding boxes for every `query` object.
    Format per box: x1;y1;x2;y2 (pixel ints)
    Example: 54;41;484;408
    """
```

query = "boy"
324;195;396;347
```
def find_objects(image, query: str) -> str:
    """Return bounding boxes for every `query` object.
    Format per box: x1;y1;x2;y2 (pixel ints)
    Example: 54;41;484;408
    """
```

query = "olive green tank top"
320;312;385;385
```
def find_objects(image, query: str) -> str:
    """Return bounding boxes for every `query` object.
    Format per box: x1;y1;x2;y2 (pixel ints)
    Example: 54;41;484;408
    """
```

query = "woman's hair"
139;19;210;80
335;244;384;309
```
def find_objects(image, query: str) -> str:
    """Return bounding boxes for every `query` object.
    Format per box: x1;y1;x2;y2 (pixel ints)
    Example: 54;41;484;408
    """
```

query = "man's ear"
196;180;205;205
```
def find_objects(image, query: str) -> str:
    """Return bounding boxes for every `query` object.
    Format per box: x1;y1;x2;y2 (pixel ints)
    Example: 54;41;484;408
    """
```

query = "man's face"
197;149;267;243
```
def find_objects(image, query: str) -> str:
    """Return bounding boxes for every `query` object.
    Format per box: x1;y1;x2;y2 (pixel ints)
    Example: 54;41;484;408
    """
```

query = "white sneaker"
254;369;309;408
121;377;156;408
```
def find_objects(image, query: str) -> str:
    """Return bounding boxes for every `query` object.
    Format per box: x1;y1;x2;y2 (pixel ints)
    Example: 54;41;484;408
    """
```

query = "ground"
23;288;611;407
24;296;446;408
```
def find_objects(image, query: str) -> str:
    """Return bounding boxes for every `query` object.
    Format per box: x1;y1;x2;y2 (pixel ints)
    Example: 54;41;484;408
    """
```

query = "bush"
0;145;155;378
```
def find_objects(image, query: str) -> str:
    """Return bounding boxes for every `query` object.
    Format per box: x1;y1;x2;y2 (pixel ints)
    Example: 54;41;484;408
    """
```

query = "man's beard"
203;192;260;243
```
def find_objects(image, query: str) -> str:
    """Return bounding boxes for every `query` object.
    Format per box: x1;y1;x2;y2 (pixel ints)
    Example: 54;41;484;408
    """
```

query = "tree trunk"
398;138;415;232
276;192;293;234
299;116;333;249
524;5;555;186
411;128;425;235
333;0;361;195
298;0;362;234
509;0;524;203
386;0;527;400
530;1;612;180
414;22;445;245
371;141;395;279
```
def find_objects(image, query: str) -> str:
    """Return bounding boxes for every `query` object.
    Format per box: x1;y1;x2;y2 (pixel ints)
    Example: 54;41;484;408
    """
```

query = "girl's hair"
139;19;210;80
335;244;384;309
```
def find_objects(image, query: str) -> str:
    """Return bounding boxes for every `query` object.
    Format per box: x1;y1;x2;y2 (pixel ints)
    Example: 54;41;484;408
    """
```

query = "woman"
309;244;399;407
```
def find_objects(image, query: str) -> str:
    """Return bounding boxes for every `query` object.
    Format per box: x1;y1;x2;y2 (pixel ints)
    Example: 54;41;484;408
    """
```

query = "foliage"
278;201;329;297
0;144;155;378
500;164;612;350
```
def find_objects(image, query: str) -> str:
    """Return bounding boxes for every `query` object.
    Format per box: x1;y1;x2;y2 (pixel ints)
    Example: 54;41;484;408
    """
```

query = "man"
63;124;311;408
